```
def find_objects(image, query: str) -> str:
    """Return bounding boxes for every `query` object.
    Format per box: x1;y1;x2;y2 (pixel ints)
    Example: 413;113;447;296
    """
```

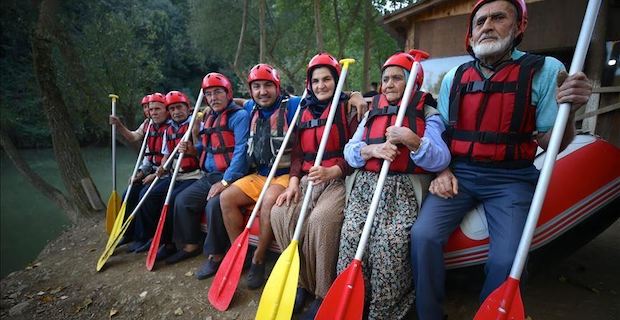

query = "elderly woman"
270;52;360;319
337;50;451;319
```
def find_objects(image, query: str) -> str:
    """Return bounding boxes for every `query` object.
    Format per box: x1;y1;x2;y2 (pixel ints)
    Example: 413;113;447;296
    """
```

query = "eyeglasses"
204;88;227;98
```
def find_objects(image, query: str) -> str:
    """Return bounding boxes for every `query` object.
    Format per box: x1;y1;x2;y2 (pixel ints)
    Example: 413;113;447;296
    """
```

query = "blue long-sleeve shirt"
196;102;250;183
344;112;451;173
244;95;301;176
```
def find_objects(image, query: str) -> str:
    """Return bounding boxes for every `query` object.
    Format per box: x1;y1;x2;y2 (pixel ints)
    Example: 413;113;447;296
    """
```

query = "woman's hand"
308;165;342;185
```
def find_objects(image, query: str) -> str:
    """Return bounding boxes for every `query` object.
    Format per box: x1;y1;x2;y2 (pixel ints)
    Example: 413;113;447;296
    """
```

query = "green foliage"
1;0;417;148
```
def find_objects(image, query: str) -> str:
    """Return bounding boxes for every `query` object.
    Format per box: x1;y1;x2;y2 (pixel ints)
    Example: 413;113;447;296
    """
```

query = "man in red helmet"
170;73;250;272
109;95;151;148
133;91;203;263
218;63;302;289
410;1;593;319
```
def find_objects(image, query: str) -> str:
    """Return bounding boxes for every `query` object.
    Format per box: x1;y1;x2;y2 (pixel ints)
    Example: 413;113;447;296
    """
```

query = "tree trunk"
362;0;372;92
259;0;266;63
231;0;249;87
31;0;104;220
314;0;324;51
0;129;79;222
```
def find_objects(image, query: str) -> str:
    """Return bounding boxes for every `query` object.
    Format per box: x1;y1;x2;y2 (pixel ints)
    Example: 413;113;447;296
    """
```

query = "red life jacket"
165;121;199;172
298;101;349;173
363;92;433;174
199;105;242;172
248;98;292;169
145;122;169;166
446;54;545;168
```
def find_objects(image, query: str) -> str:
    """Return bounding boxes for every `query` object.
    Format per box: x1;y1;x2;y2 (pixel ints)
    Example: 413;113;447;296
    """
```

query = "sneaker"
246;262;266;290
293;287;309;314
118;235;133;247
165;249;201;265
132;239;152;253
155;245;177;262
195;256;222;280
299;297;322;320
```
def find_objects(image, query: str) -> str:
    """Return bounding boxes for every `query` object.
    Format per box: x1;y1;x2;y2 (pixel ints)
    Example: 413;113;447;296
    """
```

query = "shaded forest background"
1;0;415;149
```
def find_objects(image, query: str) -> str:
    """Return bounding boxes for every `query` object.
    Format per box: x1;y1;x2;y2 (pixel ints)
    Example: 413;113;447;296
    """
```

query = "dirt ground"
1;218;618;320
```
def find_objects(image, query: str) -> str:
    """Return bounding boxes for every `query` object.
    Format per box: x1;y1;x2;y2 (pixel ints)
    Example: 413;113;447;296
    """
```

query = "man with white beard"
409;1;593;319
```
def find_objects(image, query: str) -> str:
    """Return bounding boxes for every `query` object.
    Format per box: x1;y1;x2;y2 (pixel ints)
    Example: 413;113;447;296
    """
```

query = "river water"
0;146;136;278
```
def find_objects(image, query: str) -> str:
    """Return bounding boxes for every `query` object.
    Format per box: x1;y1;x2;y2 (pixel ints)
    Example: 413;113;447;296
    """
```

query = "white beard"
471;31;514;59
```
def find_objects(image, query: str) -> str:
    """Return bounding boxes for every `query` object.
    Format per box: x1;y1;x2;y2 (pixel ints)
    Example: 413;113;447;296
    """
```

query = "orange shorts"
233;173;290;202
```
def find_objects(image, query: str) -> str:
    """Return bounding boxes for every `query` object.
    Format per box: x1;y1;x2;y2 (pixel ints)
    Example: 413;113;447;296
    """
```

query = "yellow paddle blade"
105;191;121;234
105;201;127;250
97;213;135;271
256;241;300;320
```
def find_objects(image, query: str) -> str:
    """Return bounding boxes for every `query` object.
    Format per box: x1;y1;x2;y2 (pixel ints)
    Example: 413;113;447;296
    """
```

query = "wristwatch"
221;180;229;187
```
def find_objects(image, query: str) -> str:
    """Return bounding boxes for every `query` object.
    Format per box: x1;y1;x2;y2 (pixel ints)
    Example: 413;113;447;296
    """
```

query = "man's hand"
131;171;145;184
155;166;167;178
429;168;458;199
347;92;368;121
142;173;157;185
207;182;226;200
109;115;123;126
556;71;592;112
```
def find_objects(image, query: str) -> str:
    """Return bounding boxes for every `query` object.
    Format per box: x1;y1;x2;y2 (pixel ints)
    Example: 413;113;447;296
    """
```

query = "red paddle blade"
208;229;250;311
475;277;524;320
145;204;169;271
316;259;365;320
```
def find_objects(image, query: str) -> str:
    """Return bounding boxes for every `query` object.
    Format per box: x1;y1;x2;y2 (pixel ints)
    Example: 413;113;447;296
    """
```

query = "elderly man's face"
469;1;519;59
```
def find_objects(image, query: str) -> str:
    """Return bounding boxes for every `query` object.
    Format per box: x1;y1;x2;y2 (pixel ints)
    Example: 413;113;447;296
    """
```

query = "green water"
0;146;136;278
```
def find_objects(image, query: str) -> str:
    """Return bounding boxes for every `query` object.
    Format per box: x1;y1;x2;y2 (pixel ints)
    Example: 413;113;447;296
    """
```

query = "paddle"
102;119;153;250
316;50;428;320
96;137;184;271
256;58;356;320
145;89;204;271
208;89;308;311
474;1;600;319
106;94;121;234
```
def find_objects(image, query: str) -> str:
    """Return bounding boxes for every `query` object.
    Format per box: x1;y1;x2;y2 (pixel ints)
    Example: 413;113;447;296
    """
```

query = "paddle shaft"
353;60;422;261
244;89;308;229
495;1;600;317
509;0;600;283
110;95;118;191
121;120;152;206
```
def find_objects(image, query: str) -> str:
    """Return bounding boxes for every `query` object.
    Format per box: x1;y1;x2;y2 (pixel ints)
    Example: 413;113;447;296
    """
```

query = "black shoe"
118;235;133;247
156;245;177;262
293;287;309;314
133;239;152;253
165;248;201;265
299;297;322;320
246;262;266;289
196;257;222;280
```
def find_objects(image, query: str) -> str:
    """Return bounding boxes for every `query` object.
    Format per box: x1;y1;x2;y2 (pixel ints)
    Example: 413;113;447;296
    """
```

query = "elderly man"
410;1;593;319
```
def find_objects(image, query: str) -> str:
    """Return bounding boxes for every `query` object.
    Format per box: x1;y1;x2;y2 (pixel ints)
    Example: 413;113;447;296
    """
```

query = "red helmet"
165;91;190;108
247;63;281;94
382;51;425;89
465;0;527;55
150;92;166;104
141;95;150;106
202;72;233;101
306;52;341;91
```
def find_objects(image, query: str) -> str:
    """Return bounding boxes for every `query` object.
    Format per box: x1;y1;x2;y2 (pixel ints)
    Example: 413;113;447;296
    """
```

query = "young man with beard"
409;1;593;319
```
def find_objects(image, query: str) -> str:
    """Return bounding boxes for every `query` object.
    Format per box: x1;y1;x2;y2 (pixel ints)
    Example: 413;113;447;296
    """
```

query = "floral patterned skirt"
337;170;418;320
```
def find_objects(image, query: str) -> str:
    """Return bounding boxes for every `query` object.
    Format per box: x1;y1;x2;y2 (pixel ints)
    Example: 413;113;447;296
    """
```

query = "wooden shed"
382;0;620;146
